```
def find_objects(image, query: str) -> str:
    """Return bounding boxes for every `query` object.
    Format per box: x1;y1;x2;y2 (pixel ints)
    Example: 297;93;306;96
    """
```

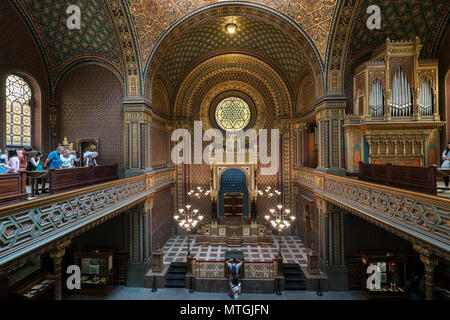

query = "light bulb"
270;209;275;214
199;215;204;221
174;215;179;220
186;205;191;210
277;204;282;210
265;215;270;220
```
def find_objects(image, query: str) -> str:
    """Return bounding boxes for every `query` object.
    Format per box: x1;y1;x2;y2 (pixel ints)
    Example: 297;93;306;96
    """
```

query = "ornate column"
315;96;346;176
127;201;152;286
275;118;292;210
317;199;348;290
317;199;330;266
414;244;439;300
293;122;307;167
49;240;70;300
123;99;152;177
48;103;58;149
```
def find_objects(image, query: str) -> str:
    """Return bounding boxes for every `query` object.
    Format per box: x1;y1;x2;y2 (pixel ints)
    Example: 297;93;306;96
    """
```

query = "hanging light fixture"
226;23;237;34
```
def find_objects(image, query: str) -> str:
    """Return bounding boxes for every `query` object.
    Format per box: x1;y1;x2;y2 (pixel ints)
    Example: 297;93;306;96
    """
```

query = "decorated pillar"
49;240;70;300
414;244;439;300
127;200;153;286
275;118;292;210
124;100;152;176
48;103;58;150
317;199;330;266
315;97;346;175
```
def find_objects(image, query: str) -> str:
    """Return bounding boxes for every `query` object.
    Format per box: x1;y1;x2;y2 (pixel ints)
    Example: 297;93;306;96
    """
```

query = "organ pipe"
390;68;412;116
369;80;383;117
418;80;433;116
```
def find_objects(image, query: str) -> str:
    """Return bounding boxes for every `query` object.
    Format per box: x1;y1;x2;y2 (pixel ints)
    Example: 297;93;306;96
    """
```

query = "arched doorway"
219;168;248;218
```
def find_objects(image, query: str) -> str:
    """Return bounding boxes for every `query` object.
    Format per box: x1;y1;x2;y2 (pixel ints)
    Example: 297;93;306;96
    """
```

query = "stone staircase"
164;262;187;288
282;263;307;290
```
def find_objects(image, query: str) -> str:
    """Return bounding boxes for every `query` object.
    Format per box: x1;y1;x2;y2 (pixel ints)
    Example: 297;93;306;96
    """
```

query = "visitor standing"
441;143;450;188
229;278;242;300
0;149;7;174
227;258;243;283
18;146;32;172
60;150;74;169
0;149;20;173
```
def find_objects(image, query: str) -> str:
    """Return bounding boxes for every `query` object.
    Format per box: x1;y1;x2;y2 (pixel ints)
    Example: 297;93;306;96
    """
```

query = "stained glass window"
5;75;32;147
215;97;251;131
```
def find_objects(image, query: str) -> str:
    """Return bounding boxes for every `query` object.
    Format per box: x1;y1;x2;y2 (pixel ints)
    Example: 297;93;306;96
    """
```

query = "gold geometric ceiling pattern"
127;0;338;64
155;15;310;90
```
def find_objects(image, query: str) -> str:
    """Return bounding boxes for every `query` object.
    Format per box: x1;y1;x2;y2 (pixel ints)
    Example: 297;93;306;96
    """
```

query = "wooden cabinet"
223;192;244;218
74;249;113;295
11;271;54;300
361;251;408;300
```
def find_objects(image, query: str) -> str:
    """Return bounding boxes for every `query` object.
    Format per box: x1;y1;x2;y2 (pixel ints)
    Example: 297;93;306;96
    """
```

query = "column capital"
414;243;439;271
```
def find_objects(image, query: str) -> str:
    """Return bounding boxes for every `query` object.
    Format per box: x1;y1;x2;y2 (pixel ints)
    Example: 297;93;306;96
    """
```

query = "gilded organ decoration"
344;38;444;173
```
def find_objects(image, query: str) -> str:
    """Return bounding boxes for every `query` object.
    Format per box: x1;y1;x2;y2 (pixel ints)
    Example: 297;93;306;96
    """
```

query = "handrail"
0;168;175;265
293;167;450;257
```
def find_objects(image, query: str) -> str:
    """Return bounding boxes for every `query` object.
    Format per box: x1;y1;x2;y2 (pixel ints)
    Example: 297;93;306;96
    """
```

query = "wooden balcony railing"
0;168;175;265
293;167;450;259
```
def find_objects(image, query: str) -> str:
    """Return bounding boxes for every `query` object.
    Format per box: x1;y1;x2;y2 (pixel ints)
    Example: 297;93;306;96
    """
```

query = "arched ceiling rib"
127;0;338;65
346;0;450;69
17;0;123;77
155;15;309;93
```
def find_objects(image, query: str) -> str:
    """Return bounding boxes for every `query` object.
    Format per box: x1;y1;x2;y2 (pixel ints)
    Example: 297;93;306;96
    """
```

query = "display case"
11;271;54;300
361;251;408;300
74;249;113;295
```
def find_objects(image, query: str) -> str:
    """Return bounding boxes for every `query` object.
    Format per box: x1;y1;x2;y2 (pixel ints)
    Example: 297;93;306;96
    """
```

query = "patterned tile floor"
162;235;308;266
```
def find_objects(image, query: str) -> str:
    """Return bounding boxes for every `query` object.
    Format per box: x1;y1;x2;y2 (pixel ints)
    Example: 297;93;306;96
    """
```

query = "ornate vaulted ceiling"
347;0;450;68
16;0;123;78
127;0;338;65
152;15;311;92
11;0;450;98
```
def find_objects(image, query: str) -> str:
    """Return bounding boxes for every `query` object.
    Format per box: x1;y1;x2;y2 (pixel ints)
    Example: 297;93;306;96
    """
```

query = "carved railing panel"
293;167;450;256
191;258;277;279
0;169;175;265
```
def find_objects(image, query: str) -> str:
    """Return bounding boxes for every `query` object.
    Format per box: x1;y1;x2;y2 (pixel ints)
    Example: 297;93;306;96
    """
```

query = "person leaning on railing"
29;151;48;194
441;143;450;188
0;149;7;174
0;149;19;173
45;146;65;170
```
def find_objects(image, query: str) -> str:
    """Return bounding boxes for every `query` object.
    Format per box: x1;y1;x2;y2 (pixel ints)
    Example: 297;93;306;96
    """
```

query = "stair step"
166;273;186;279
165;283;186;288
285;276;306;281
170;262;187;267
168;268;187;273
285;284;307;290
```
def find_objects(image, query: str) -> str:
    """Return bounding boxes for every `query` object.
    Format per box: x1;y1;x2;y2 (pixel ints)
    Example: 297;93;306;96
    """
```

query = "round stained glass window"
215;96;251;131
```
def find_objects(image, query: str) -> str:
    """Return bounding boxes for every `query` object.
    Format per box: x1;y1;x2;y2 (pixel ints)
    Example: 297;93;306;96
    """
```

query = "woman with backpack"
227;257;243;283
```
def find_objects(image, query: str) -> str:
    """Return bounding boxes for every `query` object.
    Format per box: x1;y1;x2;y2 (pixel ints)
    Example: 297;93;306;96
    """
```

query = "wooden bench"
0;172;28;205
359;162;437;195
48;164;119;194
